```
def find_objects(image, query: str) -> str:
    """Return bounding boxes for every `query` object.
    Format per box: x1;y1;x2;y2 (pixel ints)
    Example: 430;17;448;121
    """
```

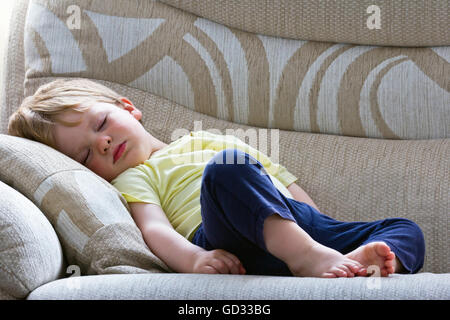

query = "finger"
218;253;242;274
202;266;219;274
239;265;246;275
222;255;240;274
210;258;229;274
221;251;246;275
213;250;240;274
212;253;235;274
221;250;241;266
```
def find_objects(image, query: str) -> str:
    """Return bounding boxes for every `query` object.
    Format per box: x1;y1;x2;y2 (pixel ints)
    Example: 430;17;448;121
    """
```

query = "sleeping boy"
8;79;425;277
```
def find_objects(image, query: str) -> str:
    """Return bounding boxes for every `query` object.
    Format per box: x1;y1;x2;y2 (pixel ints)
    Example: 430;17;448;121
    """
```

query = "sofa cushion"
160;0;450;47
18;0;450;139
0;134;170;276
0;181;64;299
26;273;450;300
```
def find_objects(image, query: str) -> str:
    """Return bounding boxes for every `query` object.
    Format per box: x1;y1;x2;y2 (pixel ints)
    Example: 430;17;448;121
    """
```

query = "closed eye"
82;115;107;165
82;149;90;165
98;115;107;131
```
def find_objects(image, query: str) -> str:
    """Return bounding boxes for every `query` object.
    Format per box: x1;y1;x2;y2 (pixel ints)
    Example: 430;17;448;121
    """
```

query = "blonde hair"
8;79;126;148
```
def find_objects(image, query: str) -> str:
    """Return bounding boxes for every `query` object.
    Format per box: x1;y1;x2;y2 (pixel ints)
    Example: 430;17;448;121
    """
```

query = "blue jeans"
192;149;425;276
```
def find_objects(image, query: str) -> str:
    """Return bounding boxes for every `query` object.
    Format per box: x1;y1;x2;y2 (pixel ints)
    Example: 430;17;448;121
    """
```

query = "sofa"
0;0;449;300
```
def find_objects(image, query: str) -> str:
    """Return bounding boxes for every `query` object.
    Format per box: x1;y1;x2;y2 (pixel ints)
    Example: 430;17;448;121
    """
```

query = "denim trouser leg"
192;149;425;275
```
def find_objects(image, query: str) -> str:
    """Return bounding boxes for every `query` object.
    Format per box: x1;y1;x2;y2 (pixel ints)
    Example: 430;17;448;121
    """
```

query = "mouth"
113;141;127;164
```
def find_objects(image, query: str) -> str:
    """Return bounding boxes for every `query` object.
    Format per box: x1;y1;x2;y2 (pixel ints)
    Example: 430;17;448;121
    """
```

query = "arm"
287;183;320;212
129;202;245;274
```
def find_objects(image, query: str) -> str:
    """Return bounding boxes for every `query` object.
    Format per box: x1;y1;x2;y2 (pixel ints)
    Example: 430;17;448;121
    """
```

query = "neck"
148;134;168;157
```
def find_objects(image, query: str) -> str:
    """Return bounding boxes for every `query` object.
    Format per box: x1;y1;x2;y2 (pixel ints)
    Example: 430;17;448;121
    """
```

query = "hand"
192;249;246;275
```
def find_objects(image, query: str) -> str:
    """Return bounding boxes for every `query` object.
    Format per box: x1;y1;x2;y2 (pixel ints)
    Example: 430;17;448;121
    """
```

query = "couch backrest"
2;0;448;139
160;0;450;47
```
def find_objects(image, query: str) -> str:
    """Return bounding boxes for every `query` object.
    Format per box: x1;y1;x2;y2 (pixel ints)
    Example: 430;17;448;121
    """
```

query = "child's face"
52;100;153;182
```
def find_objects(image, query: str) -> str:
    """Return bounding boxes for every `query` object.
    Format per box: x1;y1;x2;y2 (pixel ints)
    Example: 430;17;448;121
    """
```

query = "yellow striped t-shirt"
111;130;298;241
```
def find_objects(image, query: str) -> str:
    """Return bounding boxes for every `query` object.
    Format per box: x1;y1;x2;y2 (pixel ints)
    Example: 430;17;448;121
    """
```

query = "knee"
202;149;261;183
396;218;426;270
406;219;425;246
399;218;423;235
391;218;425;247
208;148;256;165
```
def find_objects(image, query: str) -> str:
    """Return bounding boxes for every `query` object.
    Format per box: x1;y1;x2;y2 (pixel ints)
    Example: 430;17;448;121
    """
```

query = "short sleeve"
111;167;161;207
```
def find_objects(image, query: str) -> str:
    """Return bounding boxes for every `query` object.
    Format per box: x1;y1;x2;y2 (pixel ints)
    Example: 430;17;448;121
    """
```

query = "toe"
322;272;337;278
356;268;368;277
374;242;391;257
380;267;392;277
333;267;349;277
346;262;362;274
385;259;394;268
340;265;355;277
386;266;395;275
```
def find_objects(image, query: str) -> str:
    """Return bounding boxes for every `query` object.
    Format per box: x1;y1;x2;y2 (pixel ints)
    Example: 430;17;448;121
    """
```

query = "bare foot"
345;241;400;277
288;242;363;278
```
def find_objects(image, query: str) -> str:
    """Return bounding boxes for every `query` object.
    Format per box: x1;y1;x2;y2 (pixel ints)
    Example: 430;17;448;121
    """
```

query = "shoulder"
111;162;150;186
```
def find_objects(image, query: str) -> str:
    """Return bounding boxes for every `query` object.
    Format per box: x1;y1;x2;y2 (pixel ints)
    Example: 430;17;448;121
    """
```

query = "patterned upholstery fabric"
160;0;450;47
19;0;450;139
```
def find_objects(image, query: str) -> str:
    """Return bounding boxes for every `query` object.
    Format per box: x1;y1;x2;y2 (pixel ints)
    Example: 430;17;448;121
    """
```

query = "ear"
119;97;142;121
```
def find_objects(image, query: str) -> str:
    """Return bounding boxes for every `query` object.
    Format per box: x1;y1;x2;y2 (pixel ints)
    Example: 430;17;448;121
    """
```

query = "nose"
96;135;112;154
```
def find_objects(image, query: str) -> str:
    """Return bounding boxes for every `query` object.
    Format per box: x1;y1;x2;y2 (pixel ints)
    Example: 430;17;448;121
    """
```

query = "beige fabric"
0;0;27;134
0;134;170;276
0;1;448;296
160;0;450;47
27;273;450;300
0;181;64;300
18;0;450;139
23;77;450;274
0;288;15;300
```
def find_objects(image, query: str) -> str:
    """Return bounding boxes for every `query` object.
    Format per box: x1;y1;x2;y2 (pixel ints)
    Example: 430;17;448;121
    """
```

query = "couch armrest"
0;181;65;299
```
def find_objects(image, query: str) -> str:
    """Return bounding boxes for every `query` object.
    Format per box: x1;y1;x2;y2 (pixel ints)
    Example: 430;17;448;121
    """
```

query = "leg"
263;214;362;278
194;149;292;275
283;199;426;276
344;219;425;275
195;149;361;277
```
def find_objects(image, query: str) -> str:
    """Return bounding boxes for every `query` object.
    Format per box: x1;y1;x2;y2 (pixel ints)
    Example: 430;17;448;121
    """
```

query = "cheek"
88;159;113;181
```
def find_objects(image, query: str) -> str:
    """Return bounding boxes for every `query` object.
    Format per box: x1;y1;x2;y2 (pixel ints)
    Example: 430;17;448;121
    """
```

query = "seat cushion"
27;272;450;300
0;134;170;276
0;181;64;299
